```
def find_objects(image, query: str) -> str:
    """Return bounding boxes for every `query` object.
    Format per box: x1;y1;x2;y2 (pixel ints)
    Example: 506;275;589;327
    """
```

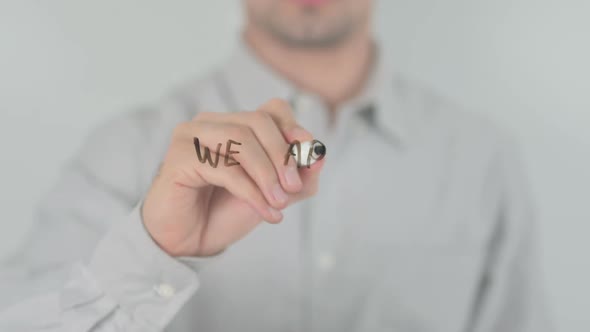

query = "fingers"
175;120;289;212
195;110;303;194
166;122;283;223
175;98;323;222
193;152;284;223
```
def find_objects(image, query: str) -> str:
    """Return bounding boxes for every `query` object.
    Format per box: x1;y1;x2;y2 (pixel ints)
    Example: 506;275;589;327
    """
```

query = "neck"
243;24;374;112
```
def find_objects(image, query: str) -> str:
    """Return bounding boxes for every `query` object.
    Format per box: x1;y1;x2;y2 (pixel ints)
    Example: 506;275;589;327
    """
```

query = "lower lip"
290;0;331;6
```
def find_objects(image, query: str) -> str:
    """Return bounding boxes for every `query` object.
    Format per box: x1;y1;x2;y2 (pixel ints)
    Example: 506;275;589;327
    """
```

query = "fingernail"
272;183;289;204
268;207;283;220
285;167;302;187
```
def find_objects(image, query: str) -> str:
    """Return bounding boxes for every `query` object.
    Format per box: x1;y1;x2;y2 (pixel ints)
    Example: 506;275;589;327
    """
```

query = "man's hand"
141;99;324;257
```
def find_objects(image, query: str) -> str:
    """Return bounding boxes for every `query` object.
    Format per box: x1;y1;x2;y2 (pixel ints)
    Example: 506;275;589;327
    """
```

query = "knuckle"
227;124;253;141
172;121;190;137
266;98;290;111
192;111;213;122
251;110;273;123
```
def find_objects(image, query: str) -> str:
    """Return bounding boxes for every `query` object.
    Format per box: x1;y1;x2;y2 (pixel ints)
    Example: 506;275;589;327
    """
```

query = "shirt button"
316;252;335;271
154;283;176;298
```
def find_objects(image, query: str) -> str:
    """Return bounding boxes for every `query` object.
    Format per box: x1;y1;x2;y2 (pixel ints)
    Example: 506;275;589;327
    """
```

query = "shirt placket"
290;92;332;332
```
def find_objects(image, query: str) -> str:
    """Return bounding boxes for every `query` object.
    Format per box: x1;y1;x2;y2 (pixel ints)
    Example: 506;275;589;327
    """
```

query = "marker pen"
286;139;327;168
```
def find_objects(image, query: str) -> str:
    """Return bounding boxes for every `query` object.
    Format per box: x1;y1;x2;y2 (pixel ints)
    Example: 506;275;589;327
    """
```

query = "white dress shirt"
0;39;552;331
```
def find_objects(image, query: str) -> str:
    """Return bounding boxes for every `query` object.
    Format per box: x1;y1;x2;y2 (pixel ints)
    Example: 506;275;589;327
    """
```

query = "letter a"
284;140;301;166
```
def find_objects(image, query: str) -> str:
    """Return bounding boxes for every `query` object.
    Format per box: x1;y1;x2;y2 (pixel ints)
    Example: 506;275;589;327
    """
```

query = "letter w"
193;137;222;167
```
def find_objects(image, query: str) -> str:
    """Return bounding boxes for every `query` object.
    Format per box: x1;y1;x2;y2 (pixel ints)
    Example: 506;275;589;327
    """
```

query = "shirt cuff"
82;200;214;328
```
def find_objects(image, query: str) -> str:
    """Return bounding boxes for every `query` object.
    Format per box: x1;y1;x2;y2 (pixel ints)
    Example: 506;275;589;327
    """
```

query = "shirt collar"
218;37;411;144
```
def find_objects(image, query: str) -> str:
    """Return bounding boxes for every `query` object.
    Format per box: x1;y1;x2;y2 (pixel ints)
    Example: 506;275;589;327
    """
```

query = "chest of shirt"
164;123;494;331
148;85;499;330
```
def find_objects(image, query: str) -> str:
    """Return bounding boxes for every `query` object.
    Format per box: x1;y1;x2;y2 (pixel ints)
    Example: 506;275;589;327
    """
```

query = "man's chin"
288;0;332;8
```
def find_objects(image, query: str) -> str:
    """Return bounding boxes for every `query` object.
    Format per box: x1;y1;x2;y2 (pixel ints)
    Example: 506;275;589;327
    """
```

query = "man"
0;0;551;331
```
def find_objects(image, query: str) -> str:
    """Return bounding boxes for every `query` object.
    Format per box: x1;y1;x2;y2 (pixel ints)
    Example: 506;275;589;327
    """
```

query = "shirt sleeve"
0;201;207;332
469;135;554;332
0;106;218;331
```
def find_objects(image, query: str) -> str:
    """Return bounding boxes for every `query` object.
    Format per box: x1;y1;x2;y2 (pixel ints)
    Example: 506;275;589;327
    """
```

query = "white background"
0;1;588;330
